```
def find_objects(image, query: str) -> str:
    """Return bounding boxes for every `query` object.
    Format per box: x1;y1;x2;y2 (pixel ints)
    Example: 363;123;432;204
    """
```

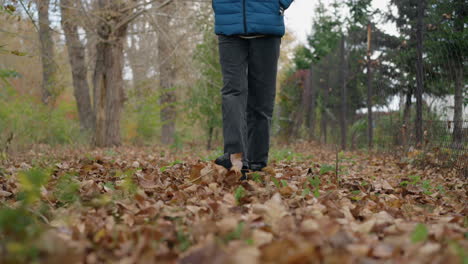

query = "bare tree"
88;0;173;147
366;23;373;149
415;0;426;146
157;3;177;145
92;0;132;147
127;18;155;95
339;35;347;150
452;0;465;145
36;0;57;104
321;55;331;144
61;0;95;131
308;65;317;141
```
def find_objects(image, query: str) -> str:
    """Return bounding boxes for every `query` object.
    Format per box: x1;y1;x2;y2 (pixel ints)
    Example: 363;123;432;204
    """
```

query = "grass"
270;148;311;163
234;186;246;205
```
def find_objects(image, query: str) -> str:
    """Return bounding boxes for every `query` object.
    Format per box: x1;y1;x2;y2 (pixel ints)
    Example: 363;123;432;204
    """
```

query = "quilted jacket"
212;0;294;36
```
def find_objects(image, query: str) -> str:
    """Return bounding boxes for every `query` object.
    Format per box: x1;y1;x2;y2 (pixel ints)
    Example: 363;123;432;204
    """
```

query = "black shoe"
249;163;265;172
215;153;250;181
215;153;250;170
239;167;250;181
215;153;232;170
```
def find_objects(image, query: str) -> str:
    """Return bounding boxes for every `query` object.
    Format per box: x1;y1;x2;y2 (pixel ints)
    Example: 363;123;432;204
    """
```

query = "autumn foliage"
0;143;466;263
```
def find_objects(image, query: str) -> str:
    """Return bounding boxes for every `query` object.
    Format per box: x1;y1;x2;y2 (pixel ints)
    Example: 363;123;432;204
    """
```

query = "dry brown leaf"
0;190;12;197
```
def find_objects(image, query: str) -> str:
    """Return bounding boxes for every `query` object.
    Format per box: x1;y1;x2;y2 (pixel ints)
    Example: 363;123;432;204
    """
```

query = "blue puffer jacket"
212;0;294;37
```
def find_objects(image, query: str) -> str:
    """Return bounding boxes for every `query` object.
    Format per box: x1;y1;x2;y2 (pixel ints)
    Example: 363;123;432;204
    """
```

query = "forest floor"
0;142;467;264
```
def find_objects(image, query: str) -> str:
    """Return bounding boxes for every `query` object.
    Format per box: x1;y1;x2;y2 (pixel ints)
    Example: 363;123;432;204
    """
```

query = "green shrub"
0;83;86;150
53;173;80;206
0;207;42;263
122;89;162;144
0;166;51;263
17;167;51;205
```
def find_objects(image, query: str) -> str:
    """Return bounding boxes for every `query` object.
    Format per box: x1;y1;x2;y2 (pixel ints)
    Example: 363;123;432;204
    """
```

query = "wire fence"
369;117;468;175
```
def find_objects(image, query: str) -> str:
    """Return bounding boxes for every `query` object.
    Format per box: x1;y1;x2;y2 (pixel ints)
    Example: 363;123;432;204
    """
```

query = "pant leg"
246;36;281;167
218;35;249;157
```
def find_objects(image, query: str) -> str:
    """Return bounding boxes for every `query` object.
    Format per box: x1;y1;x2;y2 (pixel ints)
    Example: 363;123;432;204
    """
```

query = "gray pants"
218;35;281;168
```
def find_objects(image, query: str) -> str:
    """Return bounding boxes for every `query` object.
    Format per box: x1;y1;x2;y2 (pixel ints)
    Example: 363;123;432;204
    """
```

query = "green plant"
17;167;51;205
270;148;304;162
448;240;468;264
271;177;281;188
401;175;436;195
409;175;421;184
176;229;191;252
421;180;433;195
0;87;87;150
160;160;183;172
234;186;246;205
308;175;321;197
319;164;335;175
116;169;138;195
170;131;185;151
301;186;311;197
0;166;50;263
436;185;445;194
224;221;244;243
0;207;42;263
251;172;262;183
411;223;428;243
53;173;80;206
187;23;223;150
202;148;224;162
122;89;162;144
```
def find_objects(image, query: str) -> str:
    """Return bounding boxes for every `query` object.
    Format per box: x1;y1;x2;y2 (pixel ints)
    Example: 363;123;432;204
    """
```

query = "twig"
18;0;39;32
335;145;340;186
28;208;50;225
179;167;213;188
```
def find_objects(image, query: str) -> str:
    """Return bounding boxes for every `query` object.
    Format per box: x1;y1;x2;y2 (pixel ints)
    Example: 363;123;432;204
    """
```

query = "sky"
284;0;399;45
283;0;402;112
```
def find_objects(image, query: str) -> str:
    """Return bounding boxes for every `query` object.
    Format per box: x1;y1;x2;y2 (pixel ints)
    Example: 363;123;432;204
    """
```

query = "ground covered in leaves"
0;142;467;263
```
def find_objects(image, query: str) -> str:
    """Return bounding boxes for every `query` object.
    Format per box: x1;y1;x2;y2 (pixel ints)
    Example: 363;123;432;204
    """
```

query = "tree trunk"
60;0;95;131
321;57;330;144
158;4;177;145
93;0;129;147
305;71;311;131
308;65;317;140
452;61;464;145
36;0;56;105
452;0;465;145
402;89;412;146
339;35;347;150
366;23;373;149
415;0;426;146
293;70;311;138
207;126;213;150
127;21;149;96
